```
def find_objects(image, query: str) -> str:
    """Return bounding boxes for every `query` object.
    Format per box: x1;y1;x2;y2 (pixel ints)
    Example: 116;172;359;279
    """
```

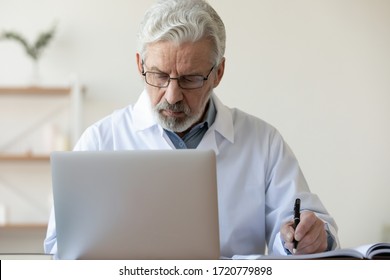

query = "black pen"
293;198;301;254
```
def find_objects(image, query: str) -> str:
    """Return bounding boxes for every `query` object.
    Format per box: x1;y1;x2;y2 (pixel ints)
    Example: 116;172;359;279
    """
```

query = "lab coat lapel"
132;89;174;149
133;89;156;131
197;94;234;155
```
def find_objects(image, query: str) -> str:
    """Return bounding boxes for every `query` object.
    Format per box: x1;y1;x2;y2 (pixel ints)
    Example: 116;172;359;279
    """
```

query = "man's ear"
136;53;143;74
213;57;225;88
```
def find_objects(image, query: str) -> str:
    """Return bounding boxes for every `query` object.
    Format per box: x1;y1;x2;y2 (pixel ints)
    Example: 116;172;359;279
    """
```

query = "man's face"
137;39;224;134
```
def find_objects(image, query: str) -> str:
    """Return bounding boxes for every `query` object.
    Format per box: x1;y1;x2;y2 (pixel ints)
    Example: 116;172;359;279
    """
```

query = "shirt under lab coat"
44;90;339;258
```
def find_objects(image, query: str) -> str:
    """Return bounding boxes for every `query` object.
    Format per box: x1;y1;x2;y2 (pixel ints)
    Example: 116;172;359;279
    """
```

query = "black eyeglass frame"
141;61;215;90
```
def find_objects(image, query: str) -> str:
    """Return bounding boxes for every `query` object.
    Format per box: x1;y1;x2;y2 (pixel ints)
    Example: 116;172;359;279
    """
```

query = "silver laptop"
50;150;220;260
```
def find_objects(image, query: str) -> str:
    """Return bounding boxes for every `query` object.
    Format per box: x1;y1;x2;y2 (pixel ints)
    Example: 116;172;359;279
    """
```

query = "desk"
0;225;47;254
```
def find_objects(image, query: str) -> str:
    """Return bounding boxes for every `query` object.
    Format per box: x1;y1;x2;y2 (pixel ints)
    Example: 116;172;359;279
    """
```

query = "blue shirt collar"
164;98;216;149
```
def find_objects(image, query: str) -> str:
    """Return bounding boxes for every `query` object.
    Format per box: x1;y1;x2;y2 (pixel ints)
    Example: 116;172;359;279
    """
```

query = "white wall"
0;0;389;249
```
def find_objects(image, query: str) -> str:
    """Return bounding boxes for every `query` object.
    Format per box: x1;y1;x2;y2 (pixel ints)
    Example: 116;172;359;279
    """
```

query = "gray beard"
152;95;211;133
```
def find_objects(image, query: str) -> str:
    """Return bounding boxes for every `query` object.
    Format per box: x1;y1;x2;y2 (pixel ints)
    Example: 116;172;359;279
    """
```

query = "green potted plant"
0;24;56;85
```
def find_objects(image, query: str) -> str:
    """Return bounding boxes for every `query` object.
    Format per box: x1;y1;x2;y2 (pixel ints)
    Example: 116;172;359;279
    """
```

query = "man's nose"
164;78;184;104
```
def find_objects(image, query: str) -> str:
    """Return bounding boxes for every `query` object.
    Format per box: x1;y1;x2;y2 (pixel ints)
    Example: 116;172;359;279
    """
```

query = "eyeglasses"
141;62;215;90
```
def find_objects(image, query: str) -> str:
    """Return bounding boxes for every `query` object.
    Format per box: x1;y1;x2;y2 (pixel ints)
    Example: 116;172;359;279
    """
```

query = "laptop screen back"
50;150;220;260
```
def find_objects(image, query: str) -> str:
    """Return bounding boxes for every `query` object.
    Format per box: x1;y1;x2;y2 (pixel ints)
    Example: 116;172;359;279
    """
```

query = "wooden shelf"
0;84;83;228
0;86;71;95
0;224;47;229
0;154;50;162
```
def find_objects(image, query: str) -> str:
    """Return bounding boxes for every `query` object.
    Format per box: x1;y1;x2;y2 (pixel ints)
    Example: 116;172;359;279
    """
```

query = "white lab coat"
44;90;339;258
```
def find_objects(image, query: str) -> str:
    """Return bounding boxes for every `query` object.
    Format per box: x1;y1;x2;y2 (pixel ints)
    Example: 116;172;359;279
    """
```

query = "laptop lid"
50;150;220;260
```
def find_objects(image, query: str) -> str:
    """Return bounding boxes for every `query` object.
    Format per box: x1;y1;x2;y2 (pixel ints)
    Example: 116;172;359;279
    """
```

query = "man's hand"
281;211;328;254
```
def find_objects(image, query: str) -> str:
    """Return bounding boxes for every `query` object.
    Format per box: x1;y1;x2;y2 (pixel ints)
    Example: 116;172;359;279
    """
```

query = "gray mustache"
156;101;191;114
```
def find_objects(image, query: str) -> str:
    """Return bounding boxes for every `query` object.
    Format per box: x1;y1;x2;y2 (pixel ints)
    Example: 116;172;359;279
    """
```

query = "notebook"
50;150;220;260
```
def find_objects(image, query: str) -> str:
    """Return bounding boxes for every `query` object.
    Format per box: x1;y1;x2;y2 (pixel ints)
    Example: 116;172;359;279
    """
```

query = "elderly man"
45;0;339;258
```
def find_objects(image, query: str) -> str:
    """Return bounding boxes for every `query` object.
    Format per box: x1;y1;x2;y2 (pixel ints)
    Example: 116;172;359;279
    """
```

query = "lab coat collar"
133;89;157;132
132;89;235;153
210;93;235;144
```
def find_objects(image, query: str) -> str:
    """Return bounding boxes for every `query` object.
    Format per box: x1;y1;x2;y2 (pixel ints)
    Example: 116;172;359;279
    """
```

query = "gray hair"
138;0;226;66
